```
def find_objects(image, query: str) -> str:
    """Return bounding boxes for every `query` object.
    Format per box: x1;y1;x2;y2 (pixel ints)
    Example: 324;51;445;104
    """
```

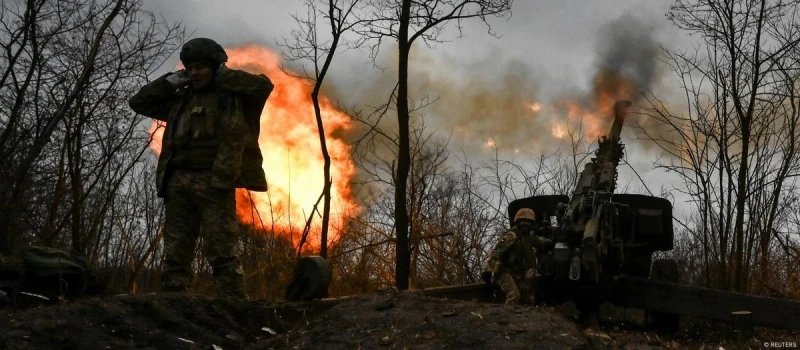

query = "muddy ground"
1;289;798;349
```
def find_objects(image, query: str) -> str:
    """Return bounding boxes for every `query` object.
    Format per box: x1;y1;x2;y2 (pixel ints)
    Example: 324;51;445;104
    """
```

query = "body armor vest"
170;88;228;170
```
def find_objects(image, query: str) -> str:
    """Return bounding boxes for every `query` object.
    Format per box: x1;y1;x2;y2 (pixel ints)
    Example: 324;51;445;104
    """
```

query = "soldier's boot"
212;256;247;300
161;261;194;293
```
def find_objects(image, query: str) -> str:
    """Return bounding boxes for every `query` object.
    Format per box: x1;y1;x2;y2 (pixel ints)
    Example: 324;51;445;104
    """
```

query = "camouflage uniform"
129;61;273;299
483;225;550;305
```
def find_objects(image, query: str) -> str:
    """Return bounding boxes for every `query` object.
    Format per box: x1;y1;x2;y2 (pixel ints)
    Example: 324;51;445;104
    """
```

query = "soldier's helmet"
513;208;536;223
180;38;228;66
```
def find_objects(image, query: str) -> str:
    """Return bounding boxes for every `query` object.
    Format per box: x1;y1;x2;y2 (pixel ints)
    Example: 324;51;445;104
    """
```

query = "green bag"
20;246;100;296
21;246;90;278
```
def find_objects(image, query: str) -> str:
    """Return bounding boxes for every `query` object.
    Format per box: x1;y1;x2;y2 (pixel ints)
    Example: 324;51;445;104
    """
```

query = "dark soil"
265;289;587;349
1;289;798;349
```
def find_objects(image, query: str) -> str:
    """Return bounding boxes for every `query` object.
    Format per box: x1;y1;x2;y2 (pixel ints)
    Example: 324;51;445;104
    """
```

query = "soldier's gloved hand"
165;70;190;87
481;271;495;284
215;64;229;79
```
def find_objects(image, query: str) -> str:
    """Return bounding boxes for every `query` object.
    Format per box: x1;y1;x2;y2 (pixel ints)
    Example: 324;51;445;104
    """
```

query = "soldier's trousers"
495;272;534;305
162;170;246;299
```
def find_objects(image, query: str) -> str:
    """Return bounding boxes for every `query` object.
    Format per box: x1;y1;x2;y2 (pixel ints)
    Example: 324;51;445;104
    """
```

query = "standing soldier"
129;38;273;299
482;208;552;305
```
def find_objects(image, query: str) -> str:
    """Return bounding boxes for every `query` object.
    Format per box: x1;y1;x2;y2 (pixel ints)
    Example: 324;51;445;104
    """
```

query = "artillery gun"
507;100;678;321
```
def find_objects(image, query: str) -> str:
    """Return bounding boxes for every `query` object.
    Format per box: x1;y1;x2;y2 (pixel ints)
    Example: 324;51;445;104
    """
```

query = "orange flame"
148;46;359;252
540;73;635;141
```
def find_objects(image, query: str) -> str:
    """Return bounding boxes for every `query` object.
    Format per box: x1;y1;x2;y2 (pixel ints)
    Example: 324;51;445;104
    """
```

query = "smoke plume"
592;13;661;104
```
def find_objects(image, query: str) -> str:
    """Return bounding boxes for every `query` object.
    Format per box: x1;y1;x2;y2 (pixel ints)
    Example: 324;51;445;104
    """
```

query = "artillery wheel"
621;249;652;278
647;258;681;332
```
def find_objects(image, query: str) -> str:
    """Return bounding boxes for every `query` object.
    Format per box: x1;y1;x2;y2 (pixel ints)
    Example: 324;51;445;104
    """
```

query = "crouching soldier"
482;208;552;305
129;38;273;299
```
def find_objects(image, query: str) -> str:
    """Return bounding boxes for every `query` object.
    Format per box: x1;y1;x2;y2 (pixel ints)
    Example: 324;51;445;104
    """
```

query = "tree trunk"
69;103;85;254
311;93;333;258
394;0;412;290
731;0;766;293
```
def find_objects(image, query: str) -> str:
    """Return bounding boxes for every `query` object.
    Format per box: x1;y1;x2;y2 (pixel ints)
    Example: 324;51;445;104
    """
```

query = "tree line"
0;0;797;300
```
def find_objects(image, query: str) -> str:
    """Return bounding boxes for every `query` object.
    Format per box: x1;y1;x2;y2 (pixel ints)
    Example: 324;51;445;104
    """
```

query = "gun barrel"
608;100;631;140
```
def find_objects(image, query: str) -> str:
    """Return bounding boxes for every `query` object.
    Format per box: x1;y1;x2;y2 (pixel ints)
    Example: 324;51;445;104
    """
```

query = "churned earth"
0;289;798;349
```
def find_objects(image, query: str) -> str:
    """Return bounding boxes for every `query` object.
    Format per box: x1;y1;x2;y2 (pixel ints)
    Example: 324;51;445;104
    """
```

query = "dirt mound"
267;289;588;349
0;293;288;349
1;290;798;349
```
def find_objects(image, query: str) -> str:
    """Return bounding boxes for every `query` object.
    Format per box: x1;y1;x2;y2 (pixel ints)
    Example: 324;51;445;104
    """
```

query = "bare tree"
641;0;800;292
283;0;365;257
0;0;182;263
356;0;513;290
0;0;126;200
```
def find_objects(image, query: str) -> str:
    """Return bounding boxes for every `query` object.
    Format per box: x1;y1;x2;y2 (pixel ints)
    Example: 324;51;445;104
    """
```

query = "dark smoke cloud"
575;13;672;155
592;13;662;104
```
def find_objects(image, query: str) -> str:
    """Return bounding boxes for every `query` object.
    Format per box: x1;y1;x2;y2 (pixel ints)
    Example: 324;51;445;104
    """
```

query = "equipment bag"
20;246;93;296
